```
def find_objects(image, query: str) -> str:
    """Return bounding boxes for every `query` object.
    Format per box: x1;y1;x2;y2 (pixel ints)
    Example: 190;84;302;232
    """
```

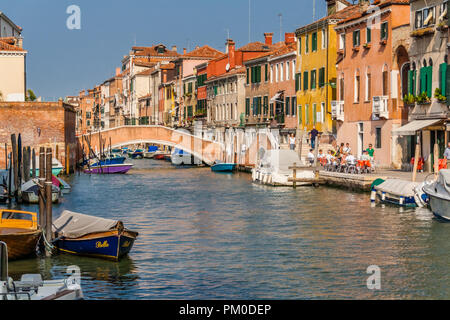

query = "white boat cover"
260;150;302;175
438;170;450;195
375;179;419;197
52;210;121;238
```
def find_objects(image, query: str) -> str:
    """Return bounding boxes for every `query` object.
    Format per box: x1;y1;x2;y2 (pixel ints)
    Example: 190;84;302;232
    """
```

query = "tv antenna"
278;13;283;43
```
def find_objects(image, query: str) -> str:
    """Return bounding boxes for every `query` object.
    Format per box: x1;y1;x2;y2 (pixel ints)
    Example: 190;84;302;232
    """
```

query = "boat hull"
22;190;59;204
84;164;133;174
54;230;138;261
143;152;155;159
0;229;41;260
211;164;236;172
32;167;63;177
429;195;450;221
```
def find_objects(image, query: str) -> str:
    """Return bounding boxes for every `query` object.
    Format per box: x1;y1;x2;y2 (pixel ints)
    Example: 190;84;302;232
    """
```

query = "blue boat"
91;156;126;167
52;211;138;261
211;162;236;172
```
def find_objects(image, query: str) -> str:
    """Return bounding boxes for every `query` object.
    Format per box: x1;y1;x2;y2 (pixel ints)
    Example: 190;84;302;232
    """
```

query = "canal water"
5;159;450;299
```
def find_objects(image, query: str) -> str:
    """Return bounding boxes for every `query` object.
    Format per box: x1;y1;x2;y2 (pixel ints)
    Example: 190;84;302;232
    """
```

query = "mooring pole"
45;148;53;256
10;134;18;203
38;147;46;231
31;149;36;179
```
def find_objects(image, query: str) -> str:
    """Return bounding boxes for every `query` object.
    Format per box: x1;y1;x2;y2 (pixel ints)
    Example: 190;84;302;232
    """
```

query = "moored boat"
211;162;236;172
0;210;41;260
84;164;134;174
370;178;428;208
30;158;64;177
128;149;144;159
143;151;156;159
423;170;450;221
21;180;60;204
0;241;83;300
52;211;138;261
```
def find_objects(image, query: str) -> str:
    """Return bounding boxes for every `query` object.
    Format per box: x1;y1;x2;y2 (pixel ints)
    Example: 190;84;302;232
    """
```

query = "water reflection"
2;159;450;299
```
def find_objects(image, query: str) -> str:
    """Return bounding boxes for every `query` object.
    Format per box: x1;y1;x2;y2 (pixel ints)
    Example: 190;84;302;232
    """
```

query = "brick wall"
0;100;77;171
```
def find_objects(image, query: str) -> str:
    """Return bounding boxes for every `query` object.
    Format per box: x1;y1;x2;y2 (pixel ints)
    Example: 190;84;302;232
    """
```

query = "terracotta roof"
337;1;409;25
134;61;156;68
0;37;24;52
296;4;360;33
160;63;175;70
268;42;297;59
207;66;246;81
132;44;180;58
237;41;281;52
181;45;223;59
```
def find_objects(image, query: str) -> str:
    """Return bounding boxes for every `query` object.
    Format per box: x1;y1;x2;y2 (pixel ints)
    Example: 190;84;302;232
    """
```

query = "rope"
39;231;55;251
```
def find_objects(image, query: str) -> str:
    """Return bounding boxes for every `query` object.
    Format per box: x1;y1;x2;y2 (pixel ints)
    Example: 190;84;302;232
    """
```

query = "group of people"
306;142;375;168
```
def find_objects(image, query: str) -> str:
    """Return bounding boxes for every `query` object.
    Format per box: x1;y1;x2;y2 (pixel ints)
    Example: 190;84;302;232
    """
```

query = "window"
313;103;317;124
298;105;302;124
321;29;327;49
291;97;297;116
375;127;382;149
295;73;301;91
439;63;447;96
265;64;269;82
366;71;372;101
263;96;269;115
305;104;309;124
366;27;371;44
382;70;389;96
415;6;436;29
246;68;250;84
292;60;296;80
420;66;433;98
381;22;388;40
285;97;290;116
280;63;284;82
245;98;250;116
86;112;91;119
311;70;317;90
353;30;360;47
286;62;290;81
250;65;262;83
408;68;417;96
320;102;325;123
276;64;279;82
270;65;274;83
303;71;309;90
312;32;317;52
270;103;274;117
355;75;360;102
305;34;309;53
298;36;302;55
339;77;345;101
339;34;345;50
318;67;325;88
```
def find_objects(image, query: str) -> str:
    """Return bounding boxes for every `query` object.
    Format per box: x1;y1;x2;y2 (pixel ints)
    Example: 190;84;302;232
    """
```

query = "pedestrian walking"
289;134;296;151
309;126;319;149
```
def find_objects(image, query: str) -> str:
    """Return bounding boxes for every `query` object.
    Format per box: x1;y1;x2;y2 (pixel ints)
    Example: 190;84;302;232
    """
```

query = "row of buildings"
69;0;450;170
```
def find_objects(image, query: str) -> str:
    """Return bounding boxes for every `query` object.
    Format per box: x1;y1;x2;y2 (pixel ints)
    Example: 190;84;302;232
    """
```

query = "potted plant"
363;43;371;49
434;88;447;103
403;93;415;106
415;91;431;104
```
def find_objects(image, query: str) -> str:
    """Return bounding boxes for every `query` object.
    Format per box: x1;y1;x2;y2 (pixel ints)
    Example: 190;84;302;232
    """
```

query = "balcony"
372;96;389;119
331;101;345;122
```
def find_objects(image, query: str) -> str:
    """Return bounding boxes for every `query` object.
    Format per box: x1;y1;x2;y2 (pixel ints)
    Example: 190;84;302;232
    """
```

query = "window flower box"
363;43;371;49
410;27;435;37
352;46;360;52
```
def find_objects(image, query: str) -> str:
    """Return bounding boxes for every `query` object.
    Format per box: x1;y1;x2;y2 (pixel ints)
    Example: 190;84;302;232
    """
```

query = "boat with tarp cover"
423;170;450;221
52;211;138;261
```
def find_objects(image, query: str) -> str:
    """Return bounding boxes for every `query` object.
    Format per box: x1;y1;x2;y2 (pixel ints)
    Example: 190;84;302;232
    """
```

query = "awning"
392;119;443;136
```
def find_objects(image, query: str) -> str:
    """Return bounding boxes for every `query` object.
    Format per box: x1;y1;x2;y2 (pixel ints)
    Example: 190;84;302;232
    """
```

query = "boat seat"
16;274;43;289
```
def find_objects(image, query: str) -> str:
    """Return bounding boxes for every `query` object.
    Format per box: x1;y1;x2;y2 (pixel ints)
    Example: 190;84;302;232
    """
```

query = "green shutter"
420;67;426;95
246;98;250;115
298;105;302;124
440;63;447;96
446;65;450;106
313;104;317;124
246;68;249;84
285;97;290;115
304;71;308;90
295;73;299;91
408;70;413;95
319;68;325;88
367;28;371;43
265;64;268;82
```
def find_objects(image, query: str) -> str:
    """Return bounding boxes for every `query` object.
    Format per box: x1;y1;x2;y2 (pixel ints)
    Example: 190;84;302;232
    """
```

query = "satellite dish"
226;63;230;72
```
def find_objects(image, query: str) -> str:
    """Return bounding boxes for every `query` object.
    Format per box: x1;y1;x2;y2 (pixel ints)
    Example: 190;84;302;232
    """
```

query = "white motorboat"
171;148;200;166
143;151;156;159
0;242;83;300
423;170;450;221
21;180;60;204
252;149;315;186
370;179;429;208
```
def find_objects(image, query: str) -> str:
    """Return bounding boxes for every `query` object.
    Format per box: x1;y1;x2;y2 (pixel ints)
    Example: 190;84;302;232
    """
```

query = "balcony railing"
331;101;345;122
372;96;389;119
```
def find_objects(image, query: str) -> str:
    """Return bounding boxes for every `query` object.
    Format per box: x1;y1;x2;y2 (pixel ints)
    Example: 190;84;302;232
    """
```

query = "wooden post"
38;147;46;229
31;149;36;179
434;143;439;177
4;143;6;171
293;162;297;189
313;136;319;167
23;147;30;183
66;144;70;175
11;134;18;203
7;153;12;201
45;148;53;256
412;142;420;182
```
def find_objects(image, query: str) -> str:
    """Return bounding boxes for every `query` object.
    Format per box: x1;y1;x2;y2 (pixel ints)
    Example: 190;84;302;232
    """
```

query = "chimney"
183;48;187;54
285;33;295;45
264;33;274;46
226;39;236;68
115;67;121;76
172;45;177;53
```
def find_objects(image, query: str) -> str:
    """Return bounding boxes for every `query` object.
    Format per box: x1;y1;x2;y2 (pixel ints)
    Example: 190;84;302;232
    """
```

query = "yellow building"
295;0;358;140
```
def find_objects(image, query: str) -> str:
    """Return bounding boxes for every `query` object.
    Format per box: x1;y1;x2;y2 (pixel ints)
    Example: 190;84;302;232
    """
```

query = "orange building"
334;0;411;168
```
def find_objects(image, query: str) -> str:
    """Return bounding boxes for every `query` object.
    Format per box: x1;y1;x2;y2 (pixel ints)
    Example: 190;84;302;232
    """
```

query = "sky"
2;0;327;100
